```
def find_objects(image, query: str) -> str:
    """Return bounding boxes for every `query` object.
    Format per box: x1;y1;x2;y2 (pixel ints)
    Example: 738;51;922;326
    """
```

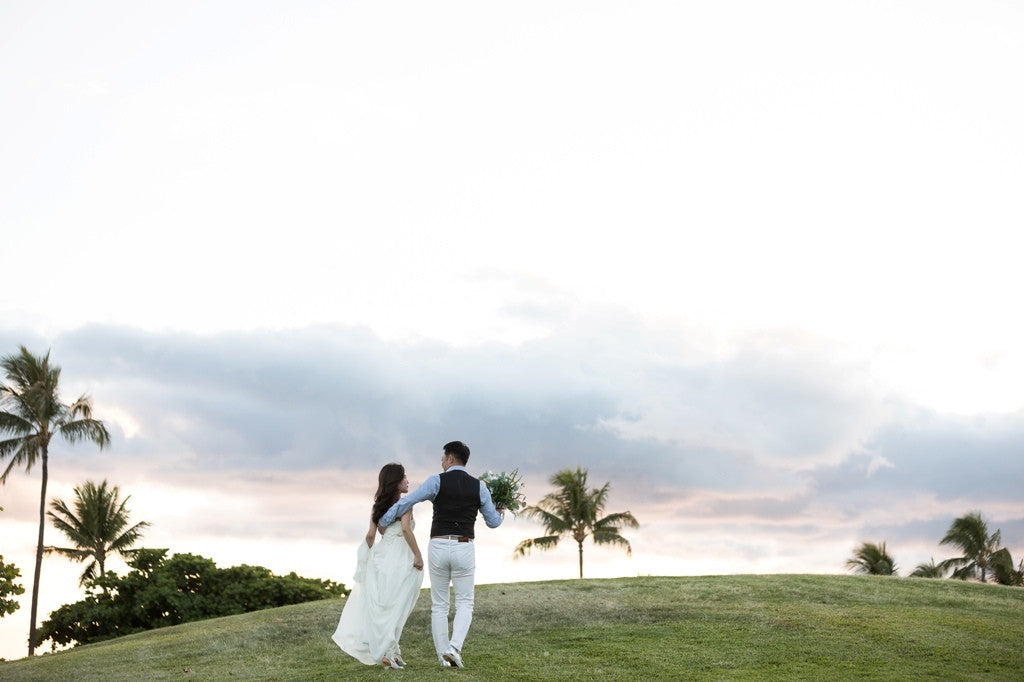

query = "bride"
333;463;425;669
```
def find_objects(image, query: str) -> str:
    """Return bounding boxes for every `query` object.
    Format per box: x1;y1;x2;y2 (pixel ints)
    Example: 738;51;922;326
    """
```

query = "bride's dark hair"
371;462;406;524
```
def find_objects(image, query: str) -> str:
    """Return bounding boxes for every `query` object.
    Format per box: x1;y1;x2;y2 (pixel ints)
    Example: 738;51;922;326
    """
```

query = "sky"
2;0;1023;661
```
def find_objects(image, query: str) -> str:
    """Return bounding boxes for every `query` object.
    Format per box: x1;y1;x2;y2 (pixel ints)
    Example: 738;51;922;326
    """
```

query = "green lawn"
3;575;1023;680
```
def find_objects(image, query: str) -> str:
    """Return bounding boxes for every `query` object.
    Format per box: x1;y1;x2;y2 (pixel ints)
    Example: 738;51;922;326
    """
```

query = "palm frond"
109;521;152;553
1;347;64;427
0;438;42;483
65;395;96;421
0;430;43;449
514;535;561;557
990;548;1017;586
79;559;100;585
43;546;91;562
0;411;34;435
521;505;572;534
846;541;897;575
47;512;89;544
939;512;1006;582
594;510;640;531
58;418;111;449
533;491;568;512
940;512;987;555
590;482;611;514
950;564;979;581
592;531;633;556
909;558;945;578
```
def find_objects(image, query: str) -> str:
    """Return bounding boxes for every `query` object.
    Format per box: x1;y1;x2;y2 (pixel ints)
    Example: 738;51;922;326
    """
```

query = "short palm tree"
909;557;946;579
46;479;150;585
0;347;111;656
990;548;1023;587
939;511;1003;583
846;541;898;575
514;467;639;578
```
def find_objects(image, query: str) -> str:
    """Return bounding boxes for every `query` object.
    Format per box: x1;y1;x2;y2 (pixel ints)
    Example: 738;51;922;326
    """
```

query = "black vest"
431;469;482;538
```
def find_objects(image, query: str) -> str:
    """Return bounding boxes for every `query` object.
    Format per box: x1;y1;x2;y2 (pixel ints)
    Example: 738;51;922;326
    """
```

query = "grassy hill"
3;575;1023;680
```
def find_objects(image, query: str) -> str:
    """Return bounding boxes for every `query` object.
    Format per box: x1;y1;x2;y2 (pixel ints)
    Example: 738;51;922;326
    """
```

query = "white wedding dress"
332;518;423;665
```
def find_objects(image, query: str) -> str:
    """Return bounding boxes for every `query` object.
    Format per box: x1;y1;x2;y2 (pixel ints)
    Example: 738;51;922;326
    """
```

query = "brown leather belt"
431;535;472;542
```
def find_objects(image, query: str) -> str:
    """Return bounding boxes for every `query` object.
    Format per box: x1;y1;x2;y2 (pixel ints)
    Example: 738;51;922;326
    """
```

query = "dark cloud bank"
4;319;1022;564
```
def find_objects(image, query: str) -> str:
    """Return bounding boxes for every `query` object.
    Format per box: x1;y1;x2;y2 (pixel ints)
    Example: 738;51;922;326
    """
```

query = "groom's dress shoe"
443;647;464;668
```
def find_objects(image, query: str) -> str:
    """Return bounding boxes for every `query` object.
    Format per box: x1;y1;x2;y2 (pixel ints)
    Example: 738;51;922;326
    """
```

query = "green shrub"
36;548;347;649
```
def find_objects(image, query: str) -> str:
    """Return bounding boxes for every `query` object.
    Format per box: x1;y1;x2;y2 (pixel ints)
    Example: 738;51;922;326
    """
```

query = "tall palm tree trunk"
578;540;584;579
28;448;47;656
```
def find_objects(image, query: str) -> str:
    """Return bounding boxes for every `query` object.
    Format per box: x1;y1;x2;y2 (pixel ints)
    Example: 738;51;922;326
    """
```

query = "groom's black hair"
444;440;471;465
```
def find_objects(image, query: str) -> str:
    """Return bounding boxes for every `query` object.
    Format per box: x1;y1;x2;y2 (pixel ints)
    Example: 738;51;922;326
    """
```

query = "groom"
378;440;504;669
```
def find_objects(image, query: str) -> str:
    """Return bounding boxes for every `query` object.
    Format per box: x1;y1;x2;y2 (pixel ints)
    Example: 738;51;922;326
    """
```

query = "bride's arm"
399;511;423;570
364;520;377;549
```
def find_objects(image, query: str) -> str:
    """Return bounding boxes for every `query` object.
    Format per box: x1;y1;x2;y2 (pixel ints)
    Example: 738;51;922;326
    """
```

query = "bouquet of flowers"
480;469;526;515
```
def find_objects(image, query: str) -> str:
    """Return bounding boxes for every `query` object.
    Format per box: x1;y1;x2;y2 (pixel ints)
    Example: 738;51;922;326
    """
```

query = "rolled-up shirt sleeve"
379;474;440;527
478;481;503;528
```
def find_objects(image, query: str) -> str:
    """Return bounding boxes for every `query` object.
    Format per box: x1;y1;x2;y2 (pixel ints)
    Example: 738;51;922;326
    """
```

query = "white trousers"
428;537;476;659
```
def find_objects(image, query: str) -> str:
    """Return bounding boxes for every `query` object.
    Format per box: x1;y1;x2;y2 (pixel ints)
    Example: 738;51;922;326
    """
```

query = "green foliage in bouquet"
480;469;526;515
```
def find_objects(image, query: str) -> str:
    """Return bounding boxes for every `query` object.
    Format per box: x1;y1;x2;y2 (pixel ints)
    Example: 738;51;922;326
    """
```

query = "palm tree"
990;548;1023;587
846;541;898;575
514;467;639;578
939;511;1003;583
45;479;150;586
909;557;946;578
0;347;111;656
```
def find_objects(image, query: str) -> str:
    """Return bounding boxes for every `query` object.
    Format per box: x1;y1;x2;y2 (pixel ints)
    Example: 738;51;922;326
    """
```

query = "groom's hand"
377;524;386;535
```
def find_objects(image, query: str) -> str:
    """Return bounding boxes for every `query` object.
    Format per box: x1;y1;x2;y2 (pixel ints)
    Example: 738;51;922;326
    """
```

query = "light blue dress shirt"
379;465;503;529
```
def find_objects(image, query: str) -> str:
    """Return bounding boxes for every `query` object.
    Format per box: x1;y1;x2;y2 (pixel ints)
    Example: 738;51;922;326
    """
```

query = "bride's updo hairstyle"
371;462;406;524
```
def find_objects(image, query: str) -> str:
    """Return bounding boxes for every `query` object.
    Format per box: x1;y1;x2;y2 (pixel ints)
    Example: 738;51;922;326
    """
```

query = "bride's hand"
413;555;423;570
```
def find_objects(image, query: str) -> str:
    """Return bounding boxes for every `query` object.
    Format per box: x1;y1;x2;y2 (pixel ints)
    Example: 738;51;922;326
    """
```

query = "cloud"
13;319;1013;512
809;409;1024;503
1;319;1017;527
35;319;868;477
4;319;1024;580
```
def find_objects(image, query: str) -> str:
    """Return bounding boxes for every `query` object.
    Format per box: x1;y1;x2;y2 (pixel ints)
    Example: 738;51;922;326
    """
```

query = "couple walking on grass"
332;440;505;670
